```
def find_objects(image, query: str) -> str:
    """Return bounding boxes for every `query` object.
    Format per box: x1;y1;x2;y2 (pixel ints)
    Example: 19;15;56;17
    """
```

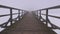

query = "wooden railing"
0;5;27;28
33;5;60;29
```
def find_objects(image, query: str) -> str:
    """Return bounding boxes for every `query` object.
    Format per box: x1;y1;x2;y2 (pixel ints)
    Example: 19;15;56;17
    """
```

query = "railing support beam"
10;9;13;25
46;9;48;26
40;10;41;20
18;10;20;20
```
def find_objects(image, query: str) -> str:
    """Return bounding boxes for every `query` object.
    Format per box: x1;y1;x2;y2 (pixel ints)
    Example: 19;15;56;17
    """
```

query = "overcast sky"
0;0;60;11
0;0;60;33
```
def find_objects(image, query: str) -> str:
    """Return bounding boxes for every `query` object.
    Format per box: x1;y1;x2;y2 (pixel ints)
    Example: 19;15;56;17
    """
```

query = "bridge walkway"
1;12;56;34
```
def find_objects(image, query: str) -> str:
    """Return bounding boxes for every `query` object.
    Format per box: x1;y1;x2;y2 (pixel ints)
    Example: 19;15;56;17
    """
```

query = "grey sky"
0;0;60;10
0;0;60;33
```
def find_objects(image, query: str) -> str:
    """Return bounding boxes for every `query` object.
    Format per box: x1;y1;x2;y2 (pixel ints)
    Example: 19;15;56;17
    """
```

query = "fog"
0;0;60;10
0;0;60;34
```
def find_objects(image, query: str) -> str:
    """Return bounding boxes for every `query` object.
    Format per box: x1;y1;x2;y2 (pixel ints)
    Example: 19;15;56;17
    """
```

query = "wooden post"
22;10;23;16
10;9;12;25
18;10;20;20
22;10;23;17
46;9;48;26
37;11;38;18
40;10;41;20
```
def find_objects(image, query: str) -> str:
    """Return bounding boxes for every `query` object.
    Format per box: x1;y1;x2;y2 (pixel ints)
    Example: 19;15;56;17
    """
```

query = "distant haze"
0;0;60;33
0;0;60;11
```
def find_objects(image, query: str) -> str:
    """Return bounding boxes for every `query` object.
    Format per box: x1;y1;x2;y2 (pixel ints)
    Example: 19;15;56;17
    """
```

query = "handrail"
0;5;20;10
0;13;18;17
37;5;60;10
42;14;60;19
0;5;27;29
33;5;60;29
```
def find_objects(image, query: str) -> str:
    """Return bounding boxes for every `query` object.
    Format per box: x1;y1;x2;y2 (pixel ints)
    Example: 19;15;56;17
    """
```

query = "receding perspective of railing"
0;5;27;32
33;5;60;29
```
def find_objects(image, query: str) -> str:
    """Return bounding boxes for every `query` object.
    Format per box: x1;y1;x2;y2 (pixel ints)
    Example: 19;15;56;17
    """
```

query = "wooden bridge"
0;5;60;34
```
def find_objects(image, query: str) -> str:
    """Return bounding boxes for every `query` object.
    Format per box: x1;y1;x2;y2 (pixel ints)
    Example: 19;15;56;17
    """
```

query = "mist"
0;0;60;11
0;0;60;34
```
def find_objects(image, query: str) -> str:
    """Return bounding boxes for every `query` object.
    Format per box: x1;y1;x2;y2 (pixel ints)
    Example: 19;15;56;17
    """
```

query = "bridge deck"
1;12;56;34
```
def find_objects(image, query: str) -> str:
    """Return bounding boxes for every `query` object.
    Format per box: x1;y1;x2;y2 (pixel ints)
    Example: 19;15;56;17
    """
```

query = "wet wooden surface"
1;12;56;34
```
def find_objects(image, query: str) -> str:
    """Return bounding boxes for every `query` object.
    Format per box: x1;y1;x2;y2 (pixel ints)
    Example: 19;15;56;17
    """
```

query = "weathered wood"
0;5;20;10
46;9;48;26
0;13;18;17
40;10;41;19
1;12;56;34
42;14;60;19
10;9;13;25
18;10;20;20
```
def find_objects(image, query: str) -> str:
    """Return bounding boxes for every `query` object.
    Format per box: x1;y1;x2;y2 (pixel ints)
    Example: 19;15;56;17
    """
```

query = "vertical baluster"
40;10;41;20
18;10;20;20
22;10;23;17
46;9;48;26
10;9;12;25
37;11;38;18
22;10;23;19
